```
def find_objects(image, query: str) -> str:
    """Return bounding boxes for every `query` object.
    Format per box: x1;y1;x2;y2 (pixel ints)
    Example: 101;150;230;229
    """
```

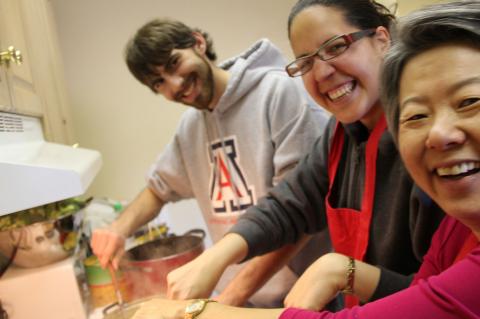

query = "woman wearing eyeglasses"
131;1;480;318
162;0;445;311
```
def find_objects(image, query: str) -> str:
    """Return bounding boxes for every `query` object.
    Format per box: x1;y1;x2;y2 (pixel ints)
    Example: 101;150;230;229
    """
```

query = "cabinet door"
0;0;43;117
0;67;12;112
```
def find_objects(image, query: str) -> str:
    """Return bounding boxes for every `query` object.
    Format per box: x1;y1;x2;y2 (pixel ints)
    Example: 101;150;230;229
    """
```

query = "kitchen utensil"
108;263;126;319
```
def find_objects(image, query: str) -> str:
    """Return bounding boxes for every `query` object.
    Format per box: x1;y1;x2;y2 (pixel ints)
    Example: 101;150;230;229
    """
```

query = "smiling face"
148;39;215;111
398;44;480;232
288;5;390;129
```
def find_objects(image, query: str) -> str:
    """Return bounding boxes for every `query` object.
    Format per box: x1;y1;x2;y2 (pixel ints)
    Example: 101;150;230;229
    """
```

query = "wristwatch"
184;299;217;319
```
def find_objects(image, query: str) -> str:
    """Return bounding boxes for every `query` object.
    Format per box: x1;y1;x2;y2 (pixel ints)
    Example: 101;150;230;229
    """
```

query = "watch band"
340;256;356;294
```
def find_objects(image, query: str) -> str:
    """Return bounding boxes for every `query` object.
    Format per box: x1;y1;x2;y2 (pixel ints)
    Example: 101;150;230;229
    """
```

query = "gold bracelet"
341;256;355;294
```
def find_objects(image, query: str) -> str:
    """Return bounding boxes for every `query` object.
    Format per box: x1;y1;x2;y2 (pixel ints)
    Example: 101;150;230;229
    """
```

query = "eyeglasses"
285;29;377;77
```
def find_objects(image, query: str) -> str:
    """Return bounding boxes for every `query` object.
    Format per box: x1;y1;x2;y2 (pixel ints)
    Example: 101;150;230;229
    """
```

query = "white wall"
50;0;297;236
50;0;299;201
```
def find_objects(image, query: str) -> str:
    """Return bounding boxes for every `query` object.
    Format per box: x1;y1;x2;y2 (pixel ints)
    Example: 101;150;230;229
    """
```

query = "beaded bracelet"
340;256;355;294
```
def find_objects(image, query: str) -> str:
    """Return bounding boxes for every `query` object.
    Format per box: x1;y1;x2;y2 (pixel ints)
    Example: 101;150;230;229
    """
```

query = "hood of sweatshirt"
213;39;287;114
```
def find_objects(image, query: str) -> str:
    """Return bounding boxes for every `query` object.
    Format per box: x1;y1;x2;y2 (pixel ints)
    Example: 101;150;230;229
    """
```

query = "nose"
161;74;183;101
425;113;465;150
310;57;336;82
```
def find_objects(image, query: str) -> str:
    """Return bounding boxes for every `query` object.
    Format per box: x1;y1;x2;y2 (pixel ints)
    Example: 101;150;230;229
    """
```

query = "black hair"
287;0;396;37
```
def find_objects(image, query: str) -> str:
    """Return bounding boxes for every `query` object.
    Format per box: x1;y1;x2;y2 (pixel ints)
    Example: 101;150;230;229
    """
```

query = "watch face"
186;300;205;314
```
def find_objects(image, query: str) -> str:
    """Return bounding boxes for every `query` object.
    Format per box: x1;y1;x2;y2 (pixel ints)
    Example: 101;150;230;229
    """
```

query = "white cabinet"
0;0;74;144
0;0;42;116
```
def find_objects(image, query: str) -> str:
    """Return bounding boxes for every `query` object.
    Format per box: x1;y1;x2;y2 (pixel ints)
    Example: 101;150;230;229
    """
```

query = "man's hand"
90;227;126;269
91;187;166;270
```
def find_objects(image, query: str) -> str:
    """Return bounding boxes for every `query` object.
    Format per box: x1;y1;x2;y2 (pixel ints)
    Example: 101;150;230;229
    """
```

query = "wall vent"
0;113;24;133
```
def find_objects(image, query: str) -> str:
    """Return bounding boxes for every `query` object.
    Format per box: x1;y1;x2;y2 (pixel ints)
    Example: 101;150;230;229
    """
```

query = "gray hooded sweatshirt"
147;38;330;306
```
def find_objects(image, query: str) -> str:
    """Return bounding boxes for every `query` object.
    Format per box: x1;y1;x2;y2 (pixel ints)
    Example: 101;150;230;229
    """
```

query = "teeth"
327;82;354;100
436;162;480;176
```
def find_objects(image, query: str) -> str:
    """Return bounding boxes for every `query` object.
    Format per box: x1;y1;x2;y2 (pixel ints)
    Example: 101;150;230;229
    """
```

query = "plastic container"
83;255;131;308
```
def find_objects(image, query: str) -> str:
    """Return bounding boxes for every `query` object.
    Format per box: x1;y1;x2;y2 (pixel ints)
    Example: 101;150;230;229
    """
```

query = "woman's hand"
166;252;223;300
131;298;188;319
167;233;249;300
284;253;381;310
284;253;349;310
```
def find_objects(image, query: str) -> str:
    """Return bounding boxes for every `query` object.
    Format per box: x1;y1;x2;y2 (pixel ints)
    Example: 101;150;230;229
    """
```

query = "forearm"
218;235;311;305
110;187;164;237
230;138;332;260
130;298;284;319
201;303;284;319
282;248;480;319
206;233;249;269
369;267;412;301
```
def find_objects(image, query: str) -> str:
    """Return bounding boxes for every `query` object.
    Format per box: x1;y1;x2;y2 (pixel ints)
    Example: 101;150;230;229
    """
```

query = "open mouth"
327;81;356;101
436;161;480;179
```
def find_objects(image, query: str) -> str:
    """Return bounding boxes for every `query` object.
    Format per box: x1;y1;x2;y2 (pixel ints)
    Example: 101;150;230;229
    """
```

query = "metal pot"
0;212;79;268
122;229;205;300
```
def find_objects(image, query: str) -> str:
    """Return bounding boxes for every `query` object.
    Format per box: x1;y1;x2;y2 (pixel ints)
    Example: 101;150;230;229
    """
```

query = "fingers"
90;228;125;269
166;267;187;299
110;246;125;270
166;261;210;300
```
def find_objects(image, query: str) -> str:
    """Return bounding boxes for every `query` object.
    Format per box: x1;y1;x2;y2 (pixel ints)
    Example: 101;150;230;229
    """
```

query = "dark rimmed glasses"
285;29;377;77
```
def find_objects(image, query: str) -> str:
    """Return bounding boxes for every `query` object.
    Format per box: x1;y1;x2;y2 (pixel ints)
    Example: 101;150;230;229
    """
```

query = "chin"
437;197;480;220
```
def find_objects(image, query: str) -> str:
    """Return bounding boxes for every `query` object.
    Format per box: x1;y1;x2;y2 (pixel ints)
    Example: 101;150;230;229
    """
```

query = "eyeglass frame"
285;28;377;77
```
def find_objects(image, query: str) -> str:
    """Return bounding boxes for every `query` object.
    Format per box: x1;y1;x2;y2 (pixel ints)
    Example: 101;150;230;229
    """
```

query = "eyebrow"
447;76;480;95
295;34;339;59
164;53;180;71
400;75;480;109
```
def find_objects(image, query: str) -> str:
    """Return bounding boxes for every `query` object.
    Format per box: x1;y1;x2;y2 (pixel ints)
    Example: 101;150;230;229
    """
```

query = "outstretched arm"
91;187;164;269
131;298;284;319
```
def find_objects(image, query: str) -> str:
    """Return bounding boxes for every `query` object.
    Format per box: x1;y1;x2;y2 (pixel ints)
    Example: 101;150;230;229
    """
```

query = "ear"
192;31;207;54
373;26;391;55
